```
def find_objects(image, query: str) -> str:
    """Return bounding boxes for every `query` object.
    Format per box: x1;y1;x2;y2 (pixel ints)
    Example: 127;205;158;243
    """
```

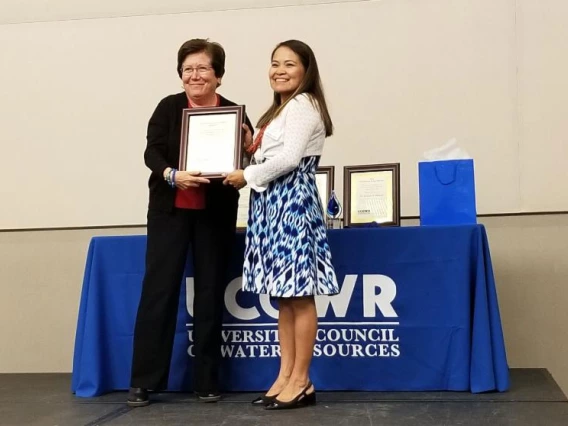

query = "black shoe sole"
126;399;150;408
264;392;316;410
197;394;221;402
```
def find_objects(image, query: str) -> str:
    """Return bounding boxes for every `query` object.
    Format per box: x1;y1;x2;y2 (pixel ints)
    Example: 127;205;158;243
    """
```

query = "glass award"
326;190;343;229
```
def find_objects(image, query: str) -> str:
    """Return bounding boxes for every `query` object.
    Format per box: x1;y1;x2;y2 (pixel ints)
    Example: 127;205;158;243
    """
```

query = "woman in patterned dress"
223;40;339;410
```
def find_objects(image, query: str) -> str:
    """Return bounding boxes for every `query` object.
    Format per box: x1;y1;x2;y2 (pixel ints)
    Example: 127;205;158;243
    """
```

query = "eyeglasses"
181;66;213;75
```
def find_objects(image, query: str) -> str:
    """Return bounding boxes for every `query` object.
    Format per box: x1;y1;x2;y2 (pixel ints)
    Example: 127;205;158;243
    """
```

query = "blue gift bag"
418;159;477;225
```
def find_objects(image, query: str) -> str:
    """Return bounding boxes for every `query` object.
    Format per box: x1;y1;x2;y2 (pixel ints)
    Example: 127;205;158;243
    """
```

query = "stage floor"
1;369;566;425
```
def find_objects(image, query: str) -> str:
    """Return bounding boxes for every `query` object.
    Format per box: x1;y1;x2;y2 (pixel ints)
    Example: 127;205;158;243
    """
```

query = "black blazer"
144;92;253;211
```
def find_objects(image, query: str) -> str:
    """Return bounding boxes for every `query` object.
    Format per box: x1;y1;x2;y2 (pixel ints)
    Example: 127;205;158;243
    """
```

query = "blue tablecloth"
71;225;509;397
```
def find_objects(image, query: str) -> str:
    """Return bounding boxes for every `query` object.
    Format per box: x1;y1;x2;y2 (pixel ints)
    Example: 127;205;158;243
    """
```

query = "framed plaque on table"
236;185;251;231
315;166;334;212
179;105;245;178
343;163;401;227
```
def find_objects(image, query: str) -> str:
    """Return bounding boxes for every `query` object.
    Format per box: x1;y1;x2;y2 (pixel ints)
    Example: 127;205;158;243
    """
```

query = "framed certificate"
179;105;245;178
236;185;251;231
315;166;334;212
343;163;401;227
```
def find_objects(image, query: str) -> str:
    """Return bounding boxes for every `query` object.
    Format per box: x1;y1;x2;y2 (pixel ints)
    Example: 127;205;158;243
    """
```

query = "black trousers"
130;183;238;392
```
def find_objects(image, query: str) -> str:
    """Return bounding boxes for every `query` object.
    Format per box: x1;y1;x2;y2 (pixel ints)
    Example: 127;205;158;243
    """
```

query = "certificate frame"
315;165;334;211
179;105;245;179
343;163;401;227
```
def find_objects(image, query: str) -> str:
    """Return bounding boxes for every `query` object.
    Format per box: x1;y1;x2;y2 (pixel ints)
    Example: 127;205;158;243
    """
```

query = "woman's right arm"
143;97;210;188
144;97;171;176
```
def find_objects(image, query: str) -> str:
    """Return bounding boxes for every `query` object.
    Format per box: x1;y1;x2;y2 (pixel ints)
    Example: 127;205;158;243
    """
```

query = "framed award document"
343;163;401;227
179;105;245;178
315;166;334;212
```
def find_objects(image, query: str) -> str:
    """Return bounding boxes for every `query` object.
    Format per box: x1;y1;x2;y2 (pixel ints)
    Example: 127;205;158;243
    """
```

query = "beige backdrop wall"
0;0;567;395
0;0;567;230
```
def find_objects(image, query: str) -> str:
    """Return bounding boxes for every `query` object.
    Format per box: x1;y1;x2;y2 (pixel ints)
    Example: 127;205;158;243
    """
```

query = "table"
71;225;509;397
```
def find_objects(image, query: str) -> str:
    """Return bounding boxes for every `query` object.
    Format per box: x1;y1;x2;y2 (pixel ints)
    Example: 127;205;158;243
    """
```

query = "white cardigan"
243;93;326;192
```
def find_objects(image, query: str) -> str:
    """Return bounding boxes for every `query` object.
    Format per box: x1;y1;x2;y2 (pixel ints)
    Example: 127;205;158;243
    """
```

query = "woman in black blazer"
127;38;253;407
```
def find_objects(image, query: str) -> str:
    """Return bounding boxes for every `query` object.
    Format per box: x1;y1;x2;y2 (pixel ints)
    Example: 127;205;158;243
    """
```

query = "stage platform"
1;369;566;425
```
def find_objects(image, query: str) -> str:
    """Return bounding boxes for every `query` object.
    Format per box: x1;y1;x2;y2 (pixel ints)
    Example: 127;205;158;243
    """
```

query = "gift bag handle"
434;163;458;185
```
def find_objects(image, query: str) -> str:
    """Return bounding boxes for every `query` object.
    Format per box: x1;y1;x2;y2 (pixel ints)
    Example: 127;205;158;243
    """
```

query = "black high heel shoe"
265;381;316;410
251;393;278;406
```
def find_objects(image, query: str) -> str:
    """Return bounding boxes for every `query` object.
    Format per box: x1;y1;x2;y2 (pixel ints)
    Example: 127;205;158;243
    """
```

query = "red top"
174;95;220;209
246;123;267;155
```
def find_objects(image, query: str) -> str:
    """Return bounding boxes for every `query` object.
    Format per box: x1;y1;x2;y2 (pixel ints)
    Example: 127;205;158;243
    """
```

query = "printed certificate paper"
315;172;329;211
236;185;251;230
350;171;393;224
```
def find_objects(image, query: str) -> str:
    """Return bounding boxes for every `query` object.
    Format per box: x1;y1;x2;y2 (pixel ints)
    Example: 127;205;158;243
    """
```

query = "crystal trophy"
326;190;343;229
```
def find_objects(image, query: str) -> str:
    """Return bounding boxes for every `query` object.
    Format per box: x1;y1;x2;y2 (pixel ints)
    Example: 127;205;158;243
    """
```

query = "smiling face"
269;46;306;102
180;51;221;101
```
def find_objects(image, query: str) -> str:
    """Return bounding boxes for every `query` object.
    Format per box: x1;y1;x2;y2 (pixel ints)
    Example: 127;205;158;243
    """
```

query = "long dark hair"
256;40;333;137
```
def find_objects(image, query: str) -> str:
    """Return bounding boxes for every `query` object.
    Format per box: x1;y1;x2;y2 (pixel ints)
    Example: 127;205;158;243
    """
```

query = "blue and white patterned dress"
242;94;339;298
